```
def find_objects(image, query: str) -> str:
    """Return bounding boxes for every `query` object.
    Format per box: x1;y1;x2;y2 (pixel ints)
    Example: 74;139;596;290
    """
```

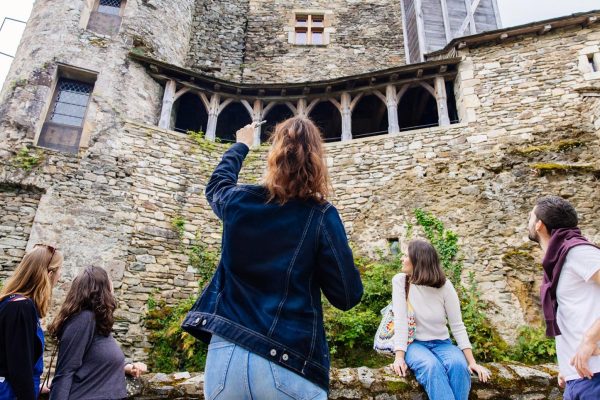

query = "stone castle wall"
0;0;599;359
184;0;406;83
240;0;406;83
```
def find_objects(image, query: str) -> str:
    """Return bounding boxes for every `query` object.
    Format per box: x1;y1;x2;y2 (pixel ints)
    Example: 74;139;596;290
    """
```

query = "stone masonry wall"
0;184;43;278
241;0;406;83
184;0;406;83
185;0;250;81
0;2;600;361
125;363;563;399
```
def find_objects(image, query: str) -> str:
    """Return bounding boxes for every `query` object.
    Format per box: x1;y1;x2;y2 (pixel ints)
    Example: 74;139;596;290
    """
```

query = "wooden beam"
499;33;509;40
538;24;552;35
415;0;427;62
399;0;411;64
457;41;467;49
158;79;176;129
439;65;448;73
439;0;452;41
416;69;423;78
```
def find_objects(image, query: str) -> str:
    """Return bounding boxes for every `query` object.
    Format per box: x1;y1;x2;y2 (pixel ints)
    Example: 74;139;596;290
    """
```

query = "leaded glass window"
49;79;93;127
98;0;122;15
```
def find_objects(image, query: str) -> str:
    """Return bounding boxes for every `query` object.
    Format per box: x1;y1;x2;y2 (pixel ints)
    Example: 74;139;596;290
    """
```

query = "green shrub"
511;324;556;364
145;296;207;372
414;209;509;362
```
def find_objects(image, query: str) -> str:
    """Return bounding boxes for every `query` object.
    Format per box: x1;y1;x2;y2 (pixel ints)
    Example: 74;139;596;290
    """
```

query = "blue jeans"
405;339;471;400
204;335;327;400
564;373;600;400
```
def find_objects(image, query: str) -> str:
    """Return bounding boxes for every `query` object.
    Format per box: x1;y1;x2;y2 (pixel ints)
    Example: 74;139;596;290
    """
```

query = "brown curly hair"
264;116;330;204
49;266;116;337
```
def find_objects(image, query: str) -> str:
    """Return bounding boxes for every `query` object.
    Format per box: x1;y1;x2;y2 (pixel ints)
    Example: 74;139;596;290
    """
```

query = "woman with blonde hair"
182;117;363;399
0;244;63;400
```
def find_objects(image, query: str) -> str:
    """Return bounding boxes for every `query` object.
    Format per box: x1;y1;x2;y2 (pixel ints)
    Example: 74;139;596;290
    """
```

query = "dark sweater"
50;310;126;400
0;297;42;400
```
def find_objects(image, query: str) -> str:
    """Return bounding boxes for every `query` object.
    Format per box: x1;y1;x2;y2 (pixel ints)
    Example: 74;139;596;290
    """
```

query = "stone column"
340;92;352;141
158;79;176;129
434;76;451;126
205;94;221;141
386;85;400;134
252;100;263;147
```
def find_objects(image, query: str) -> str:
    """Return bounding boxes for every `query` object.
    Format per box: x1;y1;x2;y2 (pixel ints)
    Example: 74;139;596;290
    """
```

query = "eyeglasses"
34;243;57;271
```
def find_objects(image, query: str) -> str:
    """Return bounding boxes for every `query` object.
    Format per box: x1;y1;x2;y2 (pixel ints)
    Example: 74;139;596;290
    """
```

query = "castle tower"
402;0;502;63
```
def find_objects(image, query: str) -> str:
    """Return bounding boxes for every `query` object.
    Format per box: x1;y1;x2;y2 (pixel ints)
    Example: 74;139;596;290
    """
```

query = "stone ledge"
126;363;562;399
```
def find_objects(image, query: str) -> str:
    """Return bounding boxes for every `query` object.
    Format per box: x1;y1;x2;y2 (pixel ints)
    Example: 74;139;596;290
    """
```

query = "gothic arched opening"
173;92;208;134
309;100;342;142
262;103;295;143
352;94;388;138
216;102;252;142
397;86;438;130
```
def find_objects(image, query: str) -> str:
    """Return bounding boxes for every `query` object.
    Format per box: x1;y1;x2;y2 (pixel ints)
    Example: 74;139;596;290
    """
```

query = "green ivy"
12;146;43;171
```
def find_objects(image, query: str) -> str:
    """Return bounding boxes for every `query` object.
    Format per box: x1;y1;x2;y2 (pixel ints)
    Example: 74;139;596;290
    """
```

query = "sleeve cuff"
232;142;250;154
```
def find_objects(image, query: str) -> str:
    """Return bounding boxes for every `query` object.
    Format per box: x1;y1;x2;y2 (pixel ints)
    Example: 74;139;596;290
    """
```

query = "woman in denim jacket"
182;116;363;399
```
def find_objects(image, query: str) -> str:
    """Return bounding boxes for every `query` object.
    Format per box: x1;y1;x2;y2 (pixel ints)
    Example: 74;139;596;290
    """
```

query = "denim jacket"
182;143;363;391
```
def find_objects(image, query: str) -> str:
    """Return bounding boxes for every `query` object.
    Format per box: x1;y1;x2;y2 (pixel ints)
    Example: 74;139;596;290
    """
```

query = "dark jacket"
182;143;363;390
0;296;42;400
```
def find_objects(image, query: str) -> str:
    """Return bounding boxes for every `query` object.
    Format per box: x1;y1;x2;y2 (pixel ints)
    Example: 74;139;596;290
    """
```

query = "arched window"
262;103;295;143
397;86;438;130
309;100;342;142
173;92;208;134
351;94;388;139
216;102;252;142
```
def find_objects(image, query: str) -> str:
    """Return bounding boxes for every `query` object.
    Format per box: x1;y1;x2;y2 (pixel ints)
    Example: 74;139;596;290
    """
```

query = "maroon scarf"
540;227;598;337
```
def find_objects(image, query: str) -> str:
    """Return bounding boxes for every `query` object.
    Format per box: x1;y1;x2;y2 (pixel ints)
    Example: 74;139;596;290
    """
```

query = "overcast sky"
0;0;599;88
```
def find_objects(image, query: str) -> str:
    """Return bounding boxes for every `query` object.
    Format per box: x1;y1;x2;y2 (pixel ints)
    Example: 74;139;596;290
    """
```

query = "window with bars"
294;14;326;45
49;79;93;127
98;0;122;15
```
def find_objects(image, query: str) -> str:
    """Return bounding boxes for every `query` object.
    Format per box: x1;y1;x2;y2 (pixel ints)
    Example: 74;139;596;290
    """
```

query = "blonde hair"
0;245;63;317
264;116;330;204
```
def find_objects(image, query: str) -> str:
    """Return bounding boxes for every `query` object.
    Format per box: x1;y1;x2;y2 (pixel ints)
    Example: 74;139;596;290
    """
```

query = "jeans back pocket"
269;362;325;400
204;340;236;400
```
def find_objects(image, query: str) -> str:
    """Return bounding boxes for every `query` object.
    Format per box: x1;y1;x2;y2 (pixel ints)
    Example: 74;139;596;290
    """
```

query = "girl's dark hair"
408;240;447;288
49;266;116;337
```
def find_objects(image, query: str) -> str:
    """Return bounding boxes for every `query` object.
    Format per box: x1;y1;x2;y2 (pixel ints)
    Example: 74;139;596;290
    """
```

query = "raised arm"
50;312;96;400
205;142;249;220
315;206;363;311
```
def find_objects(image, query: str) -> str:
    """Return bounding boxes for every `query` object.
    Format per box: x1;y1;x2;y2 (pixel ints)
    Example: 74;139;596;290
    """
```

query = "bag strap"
39;343;58;399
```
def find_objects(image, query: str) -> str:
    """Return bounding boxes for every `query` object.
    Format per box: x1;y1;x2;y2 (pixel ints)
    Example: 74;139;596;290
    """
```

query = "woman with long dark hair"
0;244;63;400
48;266;145;400
391;239;489;400
182;117;364;399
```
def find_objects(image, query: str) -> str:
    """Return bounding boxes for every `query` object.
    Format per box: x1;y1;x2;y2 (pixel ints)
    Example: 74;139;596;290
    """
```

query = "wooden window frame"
291;13;329;46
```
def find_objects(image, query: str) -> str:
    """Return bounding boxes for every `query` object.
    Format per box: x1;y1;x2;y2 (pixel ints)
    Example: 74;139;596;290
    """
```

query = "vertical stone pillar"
205;94;221;141
340;93;352;141
386;85;400;134
434;76;451;126
158;80;176;129
297;99;308;116
252;100;263;147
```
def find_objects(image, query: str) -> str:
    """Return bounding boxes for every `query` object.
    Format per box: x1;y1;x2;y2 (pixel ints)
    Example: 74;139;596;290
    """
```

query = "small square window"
312;30;324;45
98;0;122;15
295;29;307;45
293;13;327;46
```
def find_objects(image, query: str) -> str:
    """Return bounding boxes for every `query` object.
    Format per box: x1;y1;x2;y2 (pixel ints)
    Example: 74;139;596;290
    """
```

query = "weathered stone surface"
125;363;562;399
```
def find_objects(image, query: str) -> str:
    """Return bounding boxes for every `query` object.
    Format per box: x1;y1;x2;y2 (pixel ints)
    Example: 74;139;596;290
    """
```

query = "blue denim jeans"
405;339;471;400
564;373;600;400
204;335;327;400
